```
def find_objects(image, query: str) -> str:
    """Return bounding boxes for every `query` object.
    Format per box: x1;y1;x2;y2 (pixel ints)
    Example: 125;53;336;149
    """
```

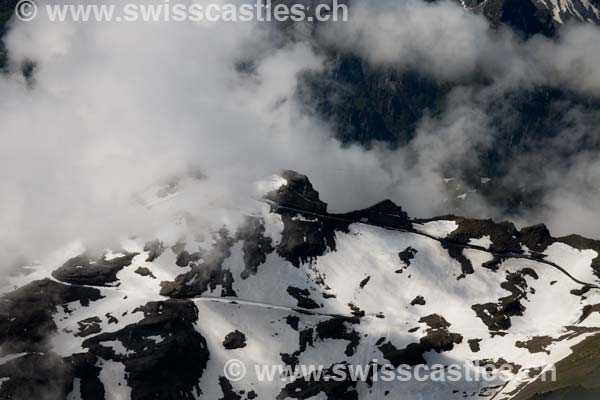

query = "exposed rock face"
275;212;341;268
442;217;523;253
266;171;343;267
335;200;412;230
276;364;359;400
410;296;426;306
442;242;476;278
268;172;411;268
223;330;247;350
469;0;558;36
236;217;274;279
76;317;103;337
423;215;600;279
287;286;321;309
378;314;463;367
134;266;156;279
265;170;328;214
398;247;418;268
52;253;138;286
0;352;78;399
472;268;539;332
143;240;166;262
160;228;237;298
315;316;361;357
0;279;102;353
83;300;210;400
464;0;600;36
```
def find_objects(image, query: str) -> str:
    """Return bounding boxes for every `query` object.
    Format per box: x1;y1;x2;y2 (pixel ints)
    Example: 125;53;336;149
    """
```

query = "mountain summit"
2;172;600;399
458;0;600;36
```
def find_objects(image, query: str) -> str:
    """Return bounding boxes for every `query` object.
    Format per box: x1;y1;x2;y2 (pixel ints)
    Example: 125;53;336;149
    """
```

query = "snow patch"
414;220;459;238
469;235;492;249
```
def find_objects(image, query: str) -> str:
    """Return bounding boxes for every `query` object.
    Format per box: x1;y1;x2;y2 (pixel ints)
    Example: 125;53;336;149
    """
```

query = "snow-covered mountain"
2;171;600;399
458;0;600;35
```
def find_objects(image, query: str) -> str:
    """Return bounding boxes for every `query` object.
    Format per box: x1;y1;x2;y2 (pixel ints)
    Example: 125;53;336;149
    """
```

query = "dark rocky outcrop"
134;266;156;279
442;242;475;278
0;279;102;353
276;363;359;400
469;0;558;37
285;315;301;331
75;317;102;338
281;326;316;369
175;249;203;268
52;252;138;286
315;316;361;357
0;352;76;400
83;300;209;400
0;351;104;400
398;247;418;268
358;276;370;289
423;216;600;279
265;170;328;215
378;314;463;367
472;268;539;331
468;338;482;352
287;287;321;309
143;240;166;262
267;171;411;268
223;330;247;350
236;217;274;279
410;296;426;306
336;200;411;231
218;376;242;400
160;229;237;298
275;211;342;267
440;216;523;254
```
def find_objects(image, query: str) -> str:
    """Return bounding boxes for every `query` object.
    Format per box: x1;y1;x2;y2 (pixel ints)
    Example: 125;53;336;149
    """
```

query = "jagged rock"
134;266;156;279
398;247;418;268
276;363;359;400
218;376;243;400
0;352;75;399
410;296;426;306
442;242;475;277
337;199;411;230
378;314;463;367
223;330;247;350
160;229;237;298
468;338;482;352
52;252;138;286
0;279;102;353
83;300;209;400
472;268;539;331
236;217;274;279
520;224;554;253
75;317;102;338
316;316;361;357
287;287;321;309
269;172;411;267
143;240;166;262
265;170;328;214
175;250;203;267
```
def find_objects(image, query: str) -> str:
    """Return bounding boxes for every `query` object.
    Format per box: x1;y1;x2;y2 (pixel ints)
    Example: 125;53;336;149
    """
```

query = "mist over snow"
1;0;600;268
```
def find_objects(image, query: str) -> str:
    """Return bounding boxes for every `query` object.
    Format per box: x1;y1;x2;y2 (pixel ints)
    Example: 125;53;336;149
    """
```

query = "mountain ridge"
2;171;600;399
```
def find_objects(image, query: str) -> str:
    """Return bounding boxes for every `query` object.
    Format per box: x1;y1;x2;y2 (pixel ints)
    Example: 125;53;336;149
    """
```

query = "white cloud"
2;0;600;266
